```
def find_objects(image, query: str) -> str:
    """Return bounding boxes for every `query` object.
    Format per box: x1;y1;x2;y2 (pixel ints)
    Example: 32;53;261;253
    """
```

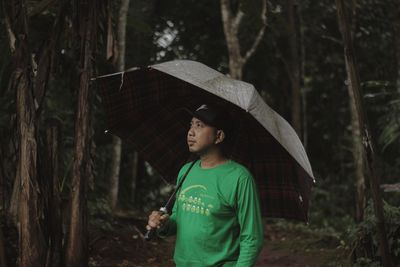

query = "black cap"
188;104;233;134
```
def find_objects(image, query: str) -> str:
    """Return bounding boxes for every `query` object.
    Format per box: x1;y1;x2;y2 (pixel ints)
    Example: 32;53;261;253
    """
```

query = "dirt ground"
89;218;349;267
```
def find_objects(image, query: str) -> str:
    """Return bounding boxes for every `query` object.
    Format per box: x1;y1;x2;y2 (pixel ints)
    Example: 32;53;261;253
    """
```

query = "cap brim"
179;107;216;127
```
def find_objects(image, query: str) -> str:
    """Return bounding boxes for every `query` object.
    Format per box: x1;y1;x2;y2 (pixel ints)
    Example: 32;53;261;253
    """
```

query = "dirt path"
89;220;347;267
256;243;328;267
256;224;347;267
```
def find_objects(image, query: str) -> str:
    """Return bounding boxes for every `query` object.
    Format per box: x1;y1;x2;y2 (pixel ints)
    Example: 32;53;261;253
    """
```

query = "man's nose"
188;127;195;136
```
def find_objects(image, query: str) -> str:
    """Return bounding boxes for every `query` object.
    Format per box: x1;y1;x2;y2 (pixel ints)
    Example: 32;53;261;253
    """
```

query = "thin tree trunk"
119;0;140;208
299;3;308;148
117;0;130;73
348;78;365;222
109;0;131;211
130;152;139;203
341;1;366;223
65;0;96;266
287;0;302;137
109;137;121;210
44;119;62;267
336;0;392;265
220;0;267;80
301;90;308;148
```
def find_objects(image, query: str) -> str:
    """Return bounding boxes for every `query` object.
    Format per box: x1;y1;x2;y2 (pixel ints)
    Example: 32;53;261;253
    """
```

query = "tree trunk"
109;136;121;210
348;76;365;222
16;57;47;267
0;132;15;217
395;3;400;92
348;84;365;222
2;0;47;265
44;119;62;267
336;0;392;265
339;1;366;223
117;0;130;73
287;0;302;138
109;0;131;211
0;226;7;267
220;0;242;79
8;167;20;226
3;0;19;228
0;148;5;215
65;0;96;266
220;0;267;80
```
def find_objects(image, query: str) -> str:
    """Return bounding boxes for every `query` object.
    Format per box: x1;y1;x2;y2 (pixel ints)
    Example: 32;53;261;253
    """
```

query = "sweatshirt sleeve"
235;174;264;266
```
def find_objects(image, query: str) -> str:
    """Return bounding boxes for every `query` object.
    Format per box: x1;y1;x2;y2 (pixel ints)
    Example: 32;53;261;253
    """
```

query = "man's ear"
215;130;225;144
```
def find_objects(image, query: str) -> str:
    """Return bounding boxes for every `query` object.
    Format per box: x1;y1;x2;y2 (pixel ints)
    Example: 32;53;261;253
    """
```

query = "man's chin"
188;147;198;154
188;146;200;154
188;144;213;156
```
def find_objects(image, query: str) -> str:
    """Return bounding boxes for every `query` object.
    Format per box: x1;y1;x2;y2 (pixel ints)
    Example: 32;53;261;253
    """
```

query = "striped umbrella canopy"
95;60;315;222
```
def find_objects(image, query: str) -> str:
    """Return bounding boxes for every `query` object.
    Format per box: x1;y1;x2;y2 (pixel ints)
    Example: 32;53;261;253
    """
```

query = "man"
147;104;264;266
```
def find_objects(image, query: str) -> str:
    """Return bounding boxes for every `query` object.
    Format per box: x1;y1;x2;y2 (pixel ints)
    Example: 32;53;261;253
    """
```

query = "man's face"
187;117;218;155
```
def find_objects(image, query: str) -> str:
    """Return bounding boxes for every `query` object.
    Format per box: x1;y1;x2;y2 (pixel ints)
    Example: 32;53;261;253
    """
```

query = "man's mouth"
187;140;196;146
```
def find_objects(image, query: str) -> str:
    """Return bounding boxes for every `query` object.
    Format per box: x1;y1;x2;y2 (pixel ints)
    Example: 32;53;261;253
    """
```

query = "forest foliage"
0;0;400;266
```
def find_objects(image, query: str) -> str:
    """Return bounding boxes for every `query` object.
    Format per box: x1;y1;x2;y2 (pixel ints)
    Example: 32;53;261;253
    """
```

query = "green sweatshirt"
160;160;264;267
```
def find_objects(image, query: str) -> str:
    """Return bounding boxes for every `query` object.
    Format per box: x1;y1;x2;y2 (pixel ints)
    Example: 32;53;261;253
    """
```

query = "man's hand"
146;210;170;231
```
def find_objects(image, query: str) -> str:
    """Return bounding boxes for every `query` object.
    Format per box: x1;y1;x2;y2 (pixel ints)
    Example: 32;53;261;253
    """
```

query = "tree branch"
243;0;267;64
106;6;116;62
320;35;343;45
381;183;400;192
28;0;56;17
233;10;244;33
4;14;16;52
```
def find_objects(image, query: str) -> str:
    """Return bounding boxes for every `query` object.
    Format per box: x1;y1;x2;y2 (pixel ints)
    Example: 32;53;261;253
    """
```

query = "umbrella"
95;60;315;222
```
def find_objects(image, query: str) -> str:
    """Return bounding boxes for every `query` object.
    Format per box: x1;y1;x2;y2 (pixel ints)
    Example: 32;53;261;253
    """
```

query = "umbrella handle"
144;207;167;241
144;228;156;241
